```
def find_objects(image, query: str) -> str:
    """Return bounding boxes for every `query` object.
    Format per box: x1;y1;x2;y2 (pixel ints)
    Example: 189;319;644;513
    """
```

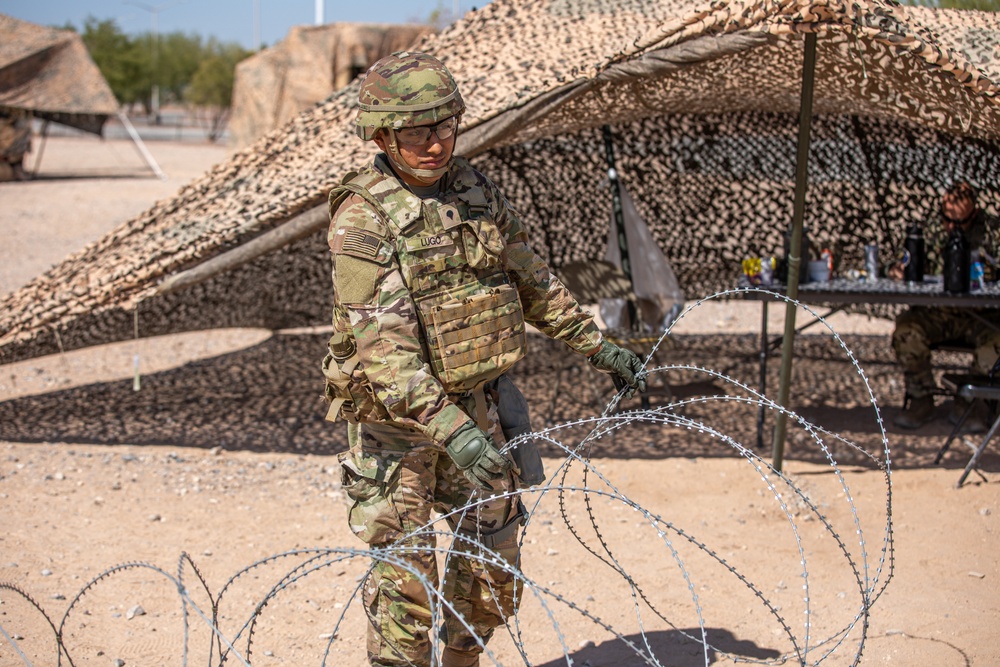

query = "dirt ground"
0;135;997;666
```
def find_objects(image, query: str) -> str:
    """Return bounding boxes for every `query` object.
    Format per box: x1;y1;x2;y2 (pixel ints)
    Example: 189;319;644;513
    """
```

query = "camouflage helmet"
356;51;465;141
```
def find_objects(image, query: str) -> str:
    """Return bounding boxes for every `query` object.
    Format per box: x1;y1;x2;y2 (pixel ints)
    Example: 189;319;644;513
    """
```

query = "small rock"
126;605;145;620
546;548;558;556
111;481;122;491
148;514;161;522
968;571;986;579
980;507;992;516
41;569;52;577
120;454;137;463
202;549;213;556
51;593;66;600
319;632;336;639
114;659;126;667
263;650;274;657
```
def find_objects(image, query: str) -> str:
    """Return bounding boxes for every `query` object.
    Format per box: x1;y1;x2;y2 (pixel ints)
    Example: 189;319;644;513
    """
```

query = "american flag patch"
342;229;381;258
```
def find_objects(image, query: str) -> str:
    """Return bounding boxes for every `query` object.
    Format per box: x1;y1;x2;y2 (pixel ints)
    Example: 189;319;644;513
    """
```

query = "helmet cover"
356;51;465;141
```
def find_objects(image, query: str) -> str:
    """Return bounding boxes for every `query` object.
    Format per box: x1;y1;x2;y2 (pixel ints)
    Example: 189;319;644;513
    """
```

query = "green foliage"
74;15;252;118
158;32;205;103
416;0;460;28
79;17;150;106
187;40;252;108
187;40;253;140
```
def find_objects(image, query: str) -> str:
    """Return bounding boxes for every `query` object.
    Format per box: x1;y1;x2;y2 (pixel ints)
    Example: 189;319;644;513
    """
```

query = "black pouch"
496;375;545;487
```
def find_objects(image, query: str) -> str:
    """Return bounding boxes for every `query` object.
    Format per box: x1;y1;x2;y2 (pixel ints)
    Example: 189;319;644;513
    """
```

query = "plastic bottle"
970;250;985;292
942;228;970;294
864;243;879;282
903;221;925;283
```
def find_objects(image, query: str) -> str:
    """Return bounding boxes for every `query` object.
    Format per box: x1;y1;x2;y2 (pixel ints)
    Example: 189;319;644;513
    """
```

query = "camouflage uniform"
892;209;1000;398
327;152;602;666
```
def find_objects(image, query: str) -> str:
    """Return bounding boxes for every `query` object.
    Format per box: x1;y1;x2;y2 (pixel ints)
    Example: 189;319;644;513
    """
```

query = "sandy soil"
0;135;997;666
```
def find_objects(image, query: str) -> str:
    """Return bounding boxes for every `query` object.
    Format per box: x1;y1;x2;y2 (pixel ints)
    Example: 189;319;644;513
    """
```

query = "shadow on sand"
0;331;994;474
530;627;781;666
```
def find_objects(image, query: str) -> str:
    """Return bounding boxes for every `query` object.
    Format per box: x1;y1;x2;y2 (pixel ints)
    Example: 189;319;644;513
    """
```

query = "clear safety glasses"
395;116;458;146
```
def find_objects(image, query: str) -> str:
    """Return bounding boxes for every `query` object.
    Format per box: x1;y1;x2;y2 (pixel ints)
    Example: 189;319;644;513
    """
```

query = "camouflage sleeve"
329;196;470;445
483;179;603;356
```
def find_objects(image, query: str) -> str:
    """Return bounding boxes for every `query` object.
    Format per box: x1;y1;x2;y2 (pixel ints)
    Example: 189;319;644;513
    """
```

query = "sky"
0;0;491;50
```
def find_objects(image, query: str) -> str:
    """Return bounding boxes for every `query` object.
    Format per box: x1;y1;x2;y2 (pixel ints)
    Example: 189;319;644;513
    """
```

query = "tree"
186;40;253;141
158;31;205;104
413;0;461;28
79;17;150;109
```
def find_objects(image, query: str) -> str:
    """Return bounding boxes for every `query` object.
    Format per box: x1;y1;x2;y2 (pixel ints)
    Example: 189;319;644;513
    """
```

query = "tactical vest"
324;159;528;422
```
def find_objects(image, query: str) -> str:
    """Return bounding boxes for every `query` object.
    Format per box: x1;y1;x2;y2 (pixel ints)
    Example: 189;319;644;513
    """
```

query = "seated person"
891;181;1000;430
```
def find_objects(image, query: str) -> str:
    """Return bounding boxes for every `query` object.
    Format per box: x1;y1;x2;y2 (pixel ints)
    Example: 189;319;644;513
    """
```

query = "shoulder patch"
331;226;394;264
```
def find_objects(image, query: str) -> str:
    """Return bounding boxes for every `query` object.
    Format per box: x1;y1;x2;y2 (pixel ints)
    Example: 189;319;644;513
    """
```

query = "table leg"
956;411;1000;488
757;301;768;450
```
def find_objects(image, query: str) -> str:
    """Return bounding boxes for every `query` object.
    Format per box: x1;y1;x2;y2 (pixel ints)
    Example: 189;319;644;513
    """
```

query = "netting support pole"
118;110;166;180
602;124;637;326
771;32;817;471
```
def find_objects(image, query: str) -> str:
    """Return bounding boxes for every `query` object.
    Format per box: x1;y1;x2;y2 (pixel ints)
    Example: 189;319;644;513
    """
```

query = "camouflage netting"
0;13;119;135
229;22;434;150
1;0;998;363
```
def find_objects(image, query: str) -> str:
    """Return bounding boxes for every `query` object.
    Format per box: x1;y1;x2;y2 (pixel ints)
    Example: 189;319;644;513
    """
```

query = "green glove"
445;422;512;491
588;340;648;399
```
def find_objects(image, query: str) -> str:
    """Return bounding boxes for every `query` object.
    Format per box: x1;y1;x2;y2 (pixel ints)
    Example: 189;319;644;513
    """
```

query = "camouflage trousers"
339;413;522;667
892;306;1000;398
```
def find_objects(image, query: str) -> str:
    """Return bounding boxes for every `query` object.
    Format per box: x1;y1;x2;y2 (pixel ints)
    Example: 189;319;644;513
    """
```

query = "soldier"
891;181;1000;430
322;51;646;667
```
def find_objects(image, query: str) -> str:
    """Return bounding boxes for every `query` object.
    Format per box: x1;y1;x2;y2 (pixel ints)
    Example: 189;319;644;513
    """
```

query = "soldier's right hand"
444;422;512;491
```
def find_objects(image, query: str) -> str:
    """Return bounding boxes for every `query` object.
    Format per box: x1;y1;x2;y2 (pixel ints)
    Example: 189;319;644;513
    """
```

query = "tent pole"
31;119;50;177
771;32;817;471
118;111;166;180
602;124;638;326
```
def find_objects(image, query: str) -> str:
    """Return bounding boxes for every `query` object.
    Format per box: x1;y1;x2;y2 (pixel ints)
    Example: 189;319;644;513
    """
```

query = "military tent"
0;13;119;136
1;0;998;363
229;22;435;150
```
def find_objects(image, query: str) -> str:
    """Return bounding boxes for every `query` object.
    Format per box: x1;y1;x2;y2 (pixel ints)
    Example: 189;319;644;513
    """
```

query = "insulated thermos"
903;222;925;283
942;228;971;294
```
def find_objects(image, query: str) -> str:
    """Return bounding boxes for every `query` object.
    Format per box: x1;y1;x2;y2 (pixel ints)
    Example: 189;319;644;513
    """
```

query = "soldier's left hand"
588;340;647;399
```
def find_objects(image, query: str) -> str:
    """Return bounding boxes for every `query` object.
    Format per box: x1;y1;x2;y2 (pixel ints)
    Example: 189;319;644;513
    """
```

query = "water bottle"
903;221;925;283
971;250;985;292
942;228;970;294
864;243;879;282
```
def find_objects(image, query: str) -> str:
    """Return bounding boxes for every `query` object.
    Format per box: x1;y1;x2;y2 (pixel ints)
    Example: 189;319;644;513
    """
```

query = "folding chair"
933;355;1000;488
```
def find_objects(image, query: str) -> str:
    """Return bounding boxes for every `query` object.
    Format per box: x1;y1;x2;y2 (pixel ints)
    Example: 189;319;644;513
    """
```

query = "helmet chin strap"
385;129;450;185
